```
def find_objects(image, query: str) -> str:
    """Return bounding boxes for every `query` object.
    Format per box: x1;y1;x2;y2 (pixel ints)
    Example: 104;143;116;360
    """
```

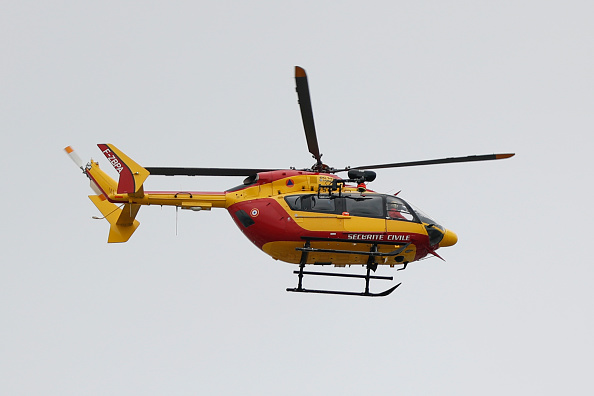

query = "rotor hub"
311;162;332;173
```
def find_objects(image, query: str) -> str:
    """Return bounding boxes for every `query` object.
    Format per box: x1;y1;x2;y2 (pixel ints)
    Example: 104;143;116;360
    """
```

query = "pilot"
387;202;406;220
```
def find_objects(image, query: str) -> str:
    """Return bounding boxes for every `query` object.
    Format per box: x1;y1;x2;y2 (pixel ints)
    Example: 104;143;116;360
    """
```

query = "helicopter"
66;66;514;297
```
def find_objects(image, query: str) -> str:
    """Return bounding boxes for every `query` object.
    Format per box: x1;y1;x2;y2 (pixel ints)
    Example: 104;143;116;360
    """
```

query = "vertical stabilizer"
97;144;150;195
89;195;140;243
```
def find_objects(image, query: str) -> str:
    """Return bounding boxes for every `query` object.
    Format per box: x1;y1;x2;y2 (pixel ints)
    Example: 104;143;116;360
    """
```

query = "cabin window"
308;196;336;213
343;194;384;218
285;194;337;213
286;193;389;218
284;195;303;210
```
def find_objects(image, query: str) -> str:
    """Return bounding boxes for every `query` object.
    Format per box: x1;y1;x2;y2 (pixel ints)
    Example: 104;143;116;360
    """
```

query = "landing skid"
286;275;401;297
286;238;406;297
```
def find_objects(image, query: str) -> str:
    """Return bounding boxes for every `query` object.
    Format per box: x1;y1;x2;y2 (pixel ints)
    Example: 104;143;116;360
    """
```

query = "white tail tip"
64;146;83;168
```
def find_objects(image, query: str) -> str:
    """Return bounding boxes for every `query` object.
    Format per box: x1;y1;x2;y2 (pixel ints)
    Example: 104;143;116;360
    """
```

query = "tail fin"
97;144;150;195
89;194;140;243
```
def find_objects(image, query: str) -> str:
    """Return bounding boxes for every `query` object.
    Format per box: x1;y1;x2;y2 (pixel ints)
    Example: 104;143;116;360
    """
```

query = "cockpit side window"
385;196;416;222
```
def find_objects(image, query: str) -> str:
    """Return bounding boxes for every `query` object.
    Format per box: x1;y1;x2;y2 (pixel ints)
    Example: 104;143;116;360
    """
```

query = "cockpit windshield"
385;196;444;228
408;202;444;232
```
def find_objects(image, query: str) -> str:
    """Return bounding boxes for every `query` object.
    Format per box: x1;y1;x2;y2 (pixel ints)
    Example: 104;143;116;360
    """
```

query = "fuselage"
221;170;457;267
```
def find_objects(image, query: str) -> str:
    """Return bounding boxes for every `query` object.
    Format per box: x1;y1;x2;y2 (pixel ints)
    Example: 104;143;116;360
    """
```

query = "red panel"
97;144;135;194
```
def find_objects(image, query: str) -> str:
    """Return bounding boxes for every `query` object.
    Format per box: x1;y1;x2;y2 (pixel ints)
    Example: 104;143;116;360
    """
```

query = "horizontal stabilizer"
89;195;140;243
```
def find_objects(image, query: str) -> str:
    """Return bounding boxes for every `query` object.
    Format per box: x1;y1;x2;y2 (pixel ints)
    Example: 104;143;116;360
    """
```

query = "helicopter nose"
439;229;458;247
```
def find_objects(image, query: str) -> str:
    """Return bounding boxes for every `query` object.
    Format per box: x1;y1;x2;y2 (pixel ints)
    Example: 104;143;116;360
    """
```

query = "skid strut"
286;238;408;297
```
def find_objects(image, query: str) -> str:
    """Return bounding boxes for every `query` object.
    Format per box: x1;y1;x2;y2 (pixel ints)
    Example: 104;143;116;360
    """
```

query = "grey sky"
2;1;593;394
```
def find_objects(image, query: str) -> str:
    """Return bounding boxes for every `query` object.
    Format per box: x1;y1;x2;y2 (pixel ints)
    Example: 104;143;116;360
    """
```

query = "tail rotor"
64;146;84;170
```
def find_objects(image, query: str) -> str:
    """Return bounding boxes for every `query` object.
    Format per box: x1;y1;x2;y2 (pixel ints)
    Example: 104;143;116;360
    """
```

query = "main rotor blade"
295;66;322;165
145;167;277;176
343;153;515;172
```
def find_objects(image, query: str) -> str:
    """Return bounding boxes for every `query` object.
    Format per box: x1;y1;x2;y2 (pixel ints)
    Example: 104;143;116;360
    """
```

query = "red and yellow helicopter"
66;66;514;297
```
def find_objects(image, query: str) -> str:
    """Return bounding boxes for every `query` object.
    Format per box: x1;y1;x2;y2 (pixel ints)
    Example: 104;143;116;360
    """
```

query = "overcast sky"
2;1;593;395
